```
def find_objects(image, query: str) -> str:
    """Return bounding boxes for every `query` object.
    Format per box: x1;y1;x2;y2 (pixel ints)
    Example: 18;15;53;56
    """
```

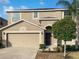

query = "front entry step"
44;46;57;51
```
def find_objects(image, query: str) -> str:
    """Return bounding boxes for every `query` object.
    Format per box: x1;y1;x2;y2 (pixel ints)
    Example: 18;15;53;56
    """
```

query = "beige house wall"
21;11;64;20
21;12;32;20
1;21;44;48
5;9;65;48
39;11;64;19
2;11;75;47
7;10;64;25
40;20;57;29
7;13;13;24
2;21;42;32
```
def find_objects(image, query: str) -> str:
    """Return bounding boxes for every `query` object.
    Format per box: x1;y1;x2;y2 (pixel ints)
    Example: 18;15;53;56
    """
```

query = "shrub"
39;44;46;49
0;43;4;48
62;45;79;51
39;44;46;51
53;46;63;52
57;46;63;52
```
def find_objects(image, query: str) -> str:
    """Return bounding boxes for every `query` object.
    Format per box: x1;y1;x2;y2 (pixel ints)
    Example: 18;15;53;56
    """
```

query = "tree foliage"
57;0;79;15
52;17;76;41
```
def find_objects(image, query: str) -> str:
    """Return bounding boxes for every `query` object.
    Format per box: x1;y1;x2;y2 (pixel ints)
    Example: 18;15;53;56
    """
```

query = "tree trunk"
75;15;79;49
64;40;66;58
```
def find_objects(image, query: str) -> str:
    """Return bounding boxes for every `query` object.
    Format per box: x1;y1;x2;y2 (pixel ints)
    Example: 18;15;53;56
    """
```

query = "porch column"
4;32;8;48
39;31;44;44
42;30;44;44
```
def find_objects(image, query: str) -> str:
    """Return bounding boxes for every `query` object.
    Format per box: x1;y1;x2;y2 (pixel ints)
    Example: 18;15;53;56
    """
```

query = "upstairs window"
33;12;39;19
64;10;69;16
12;13;20;22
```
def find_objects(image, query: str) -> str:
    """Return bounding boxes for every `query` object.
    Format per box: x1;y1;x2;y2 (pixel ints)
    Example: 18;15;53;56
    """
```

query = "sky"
0;0;63;19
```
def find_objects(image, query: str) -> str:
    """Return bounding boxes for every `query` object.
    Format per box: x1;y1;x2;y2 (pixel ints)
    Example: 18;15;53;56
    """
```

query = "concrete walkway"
0;47;38;59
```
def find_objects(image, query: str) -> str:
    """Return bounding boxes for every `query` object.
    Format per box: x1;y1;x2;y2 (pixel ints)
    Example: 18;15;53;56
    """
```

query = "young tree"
57;0;79;48
52;17;76;58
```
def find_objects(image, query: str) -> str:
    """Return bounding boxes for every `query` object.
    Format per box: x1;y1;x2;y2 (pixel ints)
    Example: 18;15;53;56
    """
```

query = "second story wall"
39;11;64;19
21;12;32;20
7;13;12;24
7;9;65;25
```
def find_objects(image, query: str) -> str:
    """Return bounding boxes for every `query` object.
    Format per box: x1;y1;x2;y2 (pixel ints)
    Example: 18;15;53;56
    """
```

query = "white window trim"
11;13;13;23
20;13;22;20
33;12;39;20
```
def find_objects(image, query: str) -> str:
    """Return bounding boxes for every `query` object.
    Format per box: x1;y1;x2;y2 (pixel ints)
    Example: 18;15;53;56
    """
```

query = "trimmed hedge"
62;45;79;51
39;44;46;49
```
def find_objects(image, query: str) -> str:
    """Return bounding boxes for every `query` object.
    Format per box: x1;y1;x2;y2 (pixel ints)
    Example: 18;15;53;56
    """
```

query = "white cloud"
3;5;29;12
3;6;14;12
0;0;9;4
2;5;29;19
40;1;44;5
40;0;44;5
20;5;28;9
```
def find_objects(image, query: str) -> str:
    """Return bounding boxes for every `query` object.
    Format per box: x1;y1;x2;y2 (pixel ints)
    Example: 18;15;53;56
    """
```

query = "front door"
45;31;51;46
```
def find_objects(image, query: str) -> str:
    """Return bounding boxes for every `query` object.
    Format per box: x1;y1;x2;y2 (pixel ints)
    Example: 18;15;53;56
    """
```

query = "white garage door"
7;33;40;49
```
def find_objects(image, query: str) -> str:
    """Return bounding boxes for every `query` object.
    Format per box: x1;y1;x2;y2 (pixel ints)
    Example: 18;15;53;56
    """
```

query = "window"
64;10;69;16
33;12;39;19
12;13;20;22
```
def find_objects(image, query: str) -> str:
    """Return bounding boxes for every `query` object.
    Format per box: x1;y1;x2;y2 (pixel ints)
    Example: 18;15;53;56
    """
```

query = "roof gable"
0;19;44;30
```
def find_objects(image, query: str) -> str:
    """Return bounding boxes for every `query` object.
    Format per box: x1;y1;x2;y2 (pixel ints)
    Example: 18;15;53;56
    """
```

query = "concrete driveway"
0;47;38;59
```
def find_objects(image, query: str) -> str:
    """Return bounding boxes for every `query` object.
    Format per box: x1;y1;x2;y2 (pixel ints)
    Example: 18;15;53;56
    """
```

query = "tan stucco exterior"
7;9;64;25
1;20;44;48
21;12;33;20
7;13;13;24
3;21;41;32
1;9;64;49
1;8;75;50
7;33;40;49
39;20;57;29
39;11;64;19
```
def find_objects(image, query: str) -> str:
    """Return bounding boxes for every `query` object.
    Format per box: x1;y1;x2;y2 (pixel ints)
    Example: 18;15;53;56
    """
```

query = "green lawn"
67;51;79;59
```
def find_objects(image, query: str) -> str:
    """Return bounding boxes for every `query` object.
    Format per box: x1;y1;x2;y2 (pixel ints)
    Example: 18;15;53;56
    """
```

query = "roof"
6;8;67;13
0;19;44;30
0;17;7;21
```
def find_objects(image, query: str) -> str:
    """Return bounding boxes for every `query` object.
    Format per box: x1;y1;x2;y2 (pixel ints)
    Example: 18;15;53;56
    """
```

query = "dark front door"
45;32;51;46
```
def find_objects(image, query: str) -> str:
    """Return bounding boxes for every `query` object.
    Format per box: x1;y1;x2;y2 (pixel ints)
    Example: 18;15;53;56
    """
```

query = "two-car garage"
5;31;41;49
1;20;43;49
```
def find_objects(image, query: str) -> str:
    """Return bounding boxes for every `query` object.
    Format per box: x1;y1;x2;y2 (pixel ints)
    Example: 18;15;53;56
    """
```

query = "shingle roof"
6;8;66;13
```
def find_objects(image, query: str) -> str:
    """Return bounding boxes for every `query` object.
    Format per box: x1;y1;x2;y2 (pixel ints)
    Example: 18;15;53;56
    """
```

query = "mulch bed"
35;51;64;59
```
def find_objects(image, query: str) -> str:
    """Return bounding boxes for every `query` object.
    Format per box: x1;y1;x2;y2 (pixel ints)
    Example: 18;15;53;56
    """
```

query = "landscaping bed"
35;52;64;59
36;51;79;59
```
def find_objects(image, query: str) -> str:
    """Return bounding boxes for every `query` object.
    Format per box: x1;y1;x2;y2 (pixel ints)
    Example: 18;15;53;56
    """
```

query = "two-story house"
0;8;76;50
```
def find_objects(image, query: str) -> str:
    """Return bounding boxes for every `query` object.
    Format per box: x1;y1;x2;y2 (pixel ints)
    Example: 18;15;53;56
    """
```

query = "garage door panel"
8;33;39;49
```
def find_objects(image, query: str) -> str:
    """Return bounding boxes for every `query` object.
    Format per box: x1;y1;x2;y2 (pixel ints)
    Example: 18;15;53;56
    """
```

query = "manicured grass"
67;51;79;59
36;51;79;59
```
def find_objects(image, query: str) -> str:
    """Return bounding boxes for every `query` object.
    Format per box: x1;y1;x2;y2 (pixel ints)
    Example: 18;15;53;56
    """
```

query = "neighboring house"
0;8;76;50
0;17;7;46
0;17;7;28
